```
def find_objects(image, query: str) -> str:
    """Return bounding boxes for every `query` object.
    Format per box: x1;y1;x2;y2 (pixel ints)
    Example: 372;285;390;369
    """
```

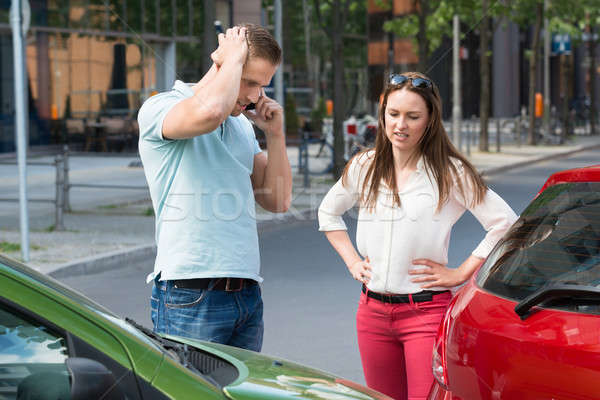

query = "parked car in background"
429;165;600;400
0;255;391;400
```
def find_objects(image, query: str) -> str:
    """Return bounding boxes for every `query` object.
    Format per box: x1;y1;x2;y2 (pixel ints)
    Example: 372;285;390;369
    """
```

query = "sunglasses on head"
388;74;433;89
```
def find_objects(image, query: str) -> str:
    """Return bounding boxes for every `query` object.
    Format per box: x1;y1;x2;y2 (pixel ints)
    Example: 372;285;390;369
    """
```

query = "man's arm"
162;27;248;140
248;92;292;213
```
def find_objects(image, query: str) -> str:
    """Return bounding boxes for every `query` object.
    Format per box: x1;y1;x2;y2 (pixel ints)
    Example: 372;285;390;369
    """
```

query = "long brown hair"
343;71;487;211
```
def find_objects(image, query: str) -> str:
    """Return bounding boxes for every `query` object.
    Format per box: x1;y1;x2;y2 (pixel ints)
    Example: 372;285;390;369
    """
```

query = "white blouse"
318;152;518;294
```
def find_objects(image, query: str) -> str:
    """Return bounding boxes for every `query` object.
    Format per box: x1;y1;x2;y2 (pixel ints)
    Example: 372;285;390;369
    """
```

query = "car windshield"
0;256;167;355
477;182;600;315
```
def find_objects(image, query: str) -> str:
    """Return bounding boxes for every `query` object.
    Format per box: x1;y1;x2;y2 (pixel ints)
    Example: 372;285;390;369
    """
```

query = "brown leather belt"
362;285;450;304
173;278;256;292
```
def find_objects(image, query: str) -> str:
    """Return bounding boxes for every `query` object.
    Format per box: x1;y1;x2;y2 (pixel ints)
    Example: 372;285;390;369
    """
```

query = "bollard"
466;120;471;157
54;155;65;231
298;140;304;172
496;118;501;153
302;131;310;188
473;117;478;148
62;145;70;212
516;114;521;147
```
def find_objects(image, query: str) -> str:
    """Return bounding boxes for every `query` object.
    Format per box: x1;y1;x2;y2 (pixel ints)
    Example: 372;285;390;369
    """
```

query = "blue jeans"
150;278;264;352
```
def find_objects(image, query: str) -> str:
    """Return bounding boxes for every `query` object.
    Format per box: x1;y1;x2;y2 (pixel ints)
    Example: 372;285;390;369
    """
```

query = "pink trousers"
356;290;452;400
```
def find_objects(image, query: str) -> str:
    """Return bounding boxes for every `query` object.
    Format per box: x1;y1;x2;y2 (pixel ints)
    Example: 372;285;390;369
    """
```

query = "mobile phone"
245;103;256;111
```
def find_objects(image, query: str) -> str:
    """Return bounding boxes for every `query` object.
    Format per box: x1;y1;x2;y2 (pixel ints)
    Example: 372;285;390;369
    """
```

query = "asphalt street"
59;149;600;384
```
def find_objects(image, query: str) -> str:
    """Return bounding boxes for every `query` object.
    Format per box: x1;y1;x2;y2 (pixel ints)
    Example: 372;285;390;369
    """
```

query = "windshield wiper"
125;318;181;354
514;284;600;320
125;318;221;387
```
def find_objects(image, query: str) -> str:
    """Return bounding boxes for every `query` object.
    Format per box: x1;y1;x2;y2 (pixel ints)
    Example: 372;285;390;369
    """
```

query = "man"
138;24;292;352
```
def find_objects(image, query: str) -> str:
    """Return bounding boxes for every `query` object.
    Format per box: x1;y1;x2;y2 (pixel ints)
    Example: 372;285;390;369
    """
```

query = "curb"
480;142;600;176
48;243;156;279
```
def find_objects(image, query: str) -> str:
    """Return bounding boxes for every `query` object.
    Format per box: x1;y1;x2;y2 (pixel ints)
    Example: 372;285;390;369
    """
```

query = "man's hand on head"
242;90;284;139
211;26;248;69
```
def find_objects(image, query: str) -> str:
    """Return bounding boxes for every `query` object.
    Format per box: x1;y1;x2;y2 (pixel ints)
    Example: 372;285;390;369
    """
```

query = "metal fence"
0;146;148;231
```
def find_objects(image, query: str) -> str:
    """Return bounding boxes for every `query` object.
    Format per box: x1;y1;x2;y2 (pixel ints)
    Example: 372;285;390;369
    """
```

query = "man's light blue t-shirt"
138;81;263;283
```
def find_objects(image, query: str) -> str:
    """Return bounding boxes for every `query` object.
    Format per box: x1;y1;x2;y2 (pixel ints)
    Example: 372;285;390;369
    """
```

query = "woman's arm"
409;180;517;289
409;255;484;288
318;157;369;282
324;231;371;283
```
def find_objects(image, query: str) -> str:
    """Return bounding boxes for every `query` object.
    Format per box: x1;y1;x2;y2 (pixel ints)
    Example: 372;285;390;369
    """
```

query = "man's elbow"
196;104;225;132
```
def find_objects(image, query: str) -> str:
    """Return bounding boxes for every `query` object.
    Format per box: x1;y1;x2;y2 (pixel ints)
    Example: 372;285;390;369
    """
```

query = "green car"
0;254;391;400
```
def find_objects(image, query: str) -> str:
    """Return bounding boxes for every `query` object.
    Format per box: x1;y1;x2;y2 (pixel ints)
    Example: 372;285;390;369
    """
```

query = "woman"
318;72;517;400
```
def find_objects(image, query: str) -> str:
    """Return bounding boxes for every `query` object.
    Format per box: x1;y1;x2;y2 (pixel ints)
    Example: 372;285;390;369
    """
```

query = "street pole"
543;0;550;138
274;0;284;124
452;15;462;151
10;0;30;262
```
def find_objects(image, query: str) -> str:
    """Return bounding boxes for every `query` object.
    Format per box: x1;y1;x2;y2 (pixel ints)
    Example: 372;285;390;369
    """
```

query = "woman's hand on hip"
348;258;372;284
409;258;467;289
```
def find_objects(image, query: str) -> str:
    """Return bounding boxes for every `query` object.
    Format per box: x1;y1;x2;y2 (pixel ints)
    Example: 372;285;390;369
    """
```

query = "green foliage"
64;95;72;119
98;204;119;209
0;242;20;253
382;1;452;63
261;0;367;72
285;95;301;135
373;0;391;11
0;241;42;253
310;97;327;133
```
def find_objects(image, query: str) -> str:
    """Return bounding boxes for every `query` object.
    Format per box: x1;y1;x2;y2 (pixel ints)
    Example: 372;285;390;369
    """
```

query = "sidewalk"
0;134;599;278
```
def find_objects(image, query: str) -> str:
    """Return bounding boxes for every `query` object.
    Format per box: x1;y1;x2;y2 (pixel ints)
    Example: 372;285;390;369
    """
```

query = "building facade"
0;0;261;152
367;0;597;123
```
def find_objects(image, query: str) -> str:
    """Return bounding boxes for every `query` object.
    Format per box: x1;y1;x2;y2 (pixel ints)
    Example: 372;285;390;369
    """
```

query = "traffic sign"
552;34;571;55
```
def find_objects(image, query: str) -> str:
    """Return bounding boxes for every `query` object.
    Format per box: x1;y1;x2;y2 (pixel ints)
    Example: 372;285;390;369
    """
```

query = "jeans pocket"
165;287;207;309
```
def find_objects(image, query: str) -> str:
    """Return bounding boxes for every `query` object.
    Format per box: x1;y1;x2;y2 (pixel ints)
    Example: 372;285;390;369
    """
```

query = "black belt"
173;278;256;292
362;285;450;304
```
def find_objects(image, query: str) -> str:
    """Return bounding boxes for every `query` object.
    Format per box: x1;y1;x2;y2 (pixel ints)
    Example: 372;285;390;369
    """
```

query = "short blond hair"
240;23;282;65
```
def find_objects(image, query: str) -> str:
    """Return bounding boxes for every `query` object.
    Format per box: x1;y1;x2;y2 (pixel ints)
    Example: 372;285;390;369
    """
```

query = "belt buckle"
225;278;243;292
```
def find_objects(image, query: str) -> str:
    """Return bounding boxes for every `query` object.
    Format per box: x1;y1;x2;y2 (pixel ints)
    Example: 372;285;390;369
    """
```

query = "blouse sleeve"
318;155;365;231
454;166;519;258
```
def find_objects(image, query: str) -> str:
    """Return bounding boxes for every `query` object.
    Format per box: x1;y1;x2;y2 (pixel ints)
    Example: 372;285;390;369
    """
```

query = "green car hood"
161;333;392;400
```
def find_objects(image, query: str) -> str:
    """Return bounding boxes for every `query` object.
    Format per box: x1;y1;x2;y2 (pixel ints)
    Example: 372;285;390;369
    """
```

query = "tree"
511;0;558;145
555;0;600;136
527;1;544;145
382;0;507;151
513;0;599;143
312;0;367;179
381;0;450;73
479;0;492;151
314;0;348;178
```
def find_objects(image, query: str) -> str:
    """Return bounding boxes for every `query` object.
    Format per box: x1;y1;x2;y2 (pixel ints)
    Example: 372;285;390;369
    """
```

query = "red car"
429;165;600;400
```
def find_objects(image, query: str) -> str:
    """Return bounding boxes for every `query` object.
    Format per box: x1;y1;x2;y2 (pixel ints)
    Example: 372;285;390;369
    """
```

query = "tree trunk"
479;0;490;152
416;1;429;72
202;0;217;74
332;0;346;179
302;0;316;108
590;29;597;135
527;2;543;145
560;54;570;142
